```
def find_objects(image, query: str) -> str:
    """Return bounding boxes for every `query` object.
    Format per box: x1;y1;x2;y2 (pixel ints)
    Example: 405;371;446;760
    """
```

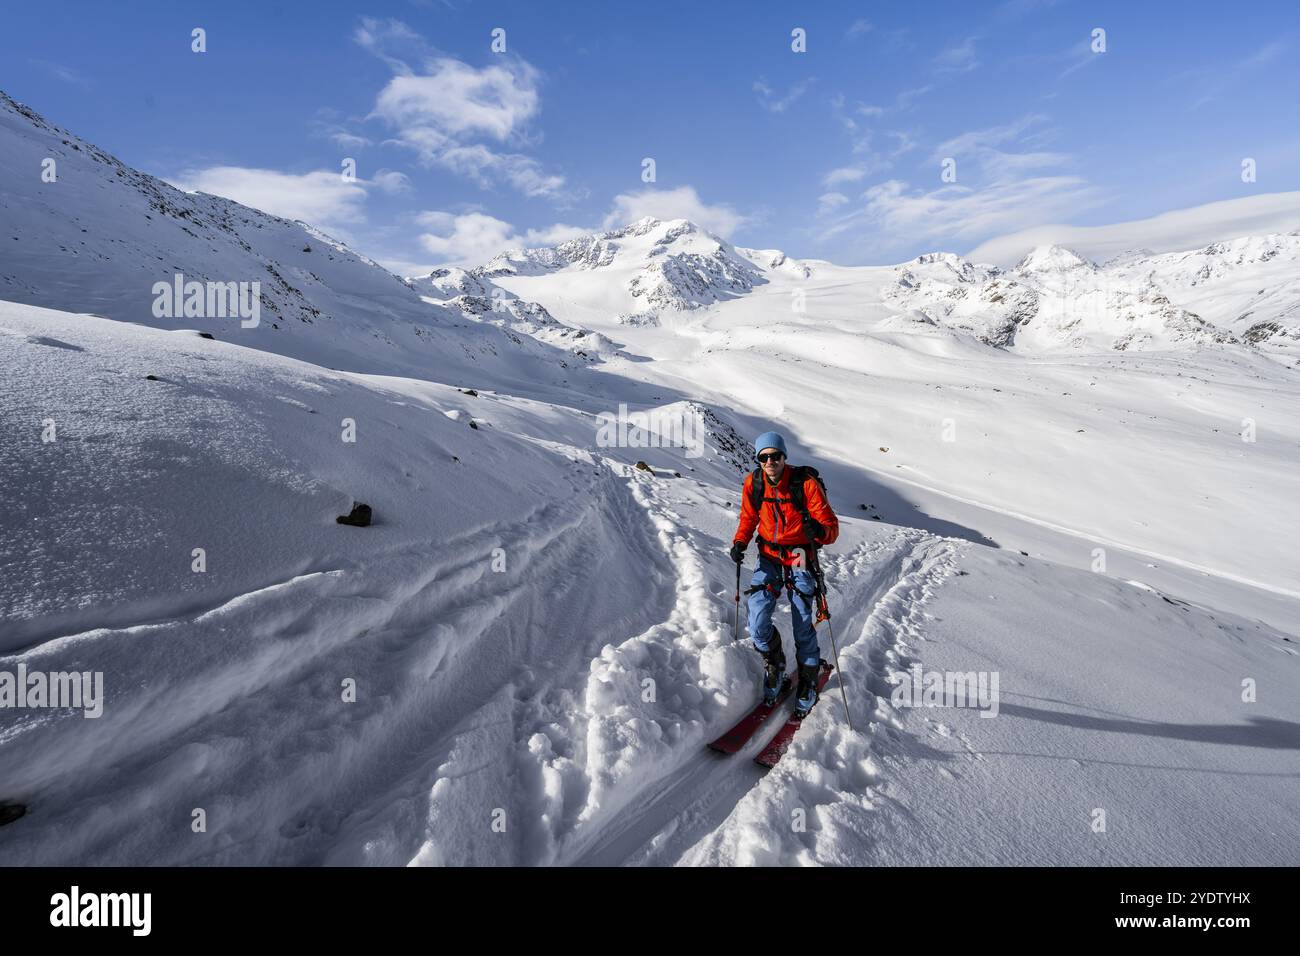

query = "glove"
805;519;825;543
729;542;745;564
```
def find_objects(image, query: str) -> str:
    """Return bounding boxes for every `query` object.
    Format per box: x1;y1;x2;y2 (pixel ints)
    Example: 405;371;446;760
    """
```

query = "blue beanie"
753;431;787;458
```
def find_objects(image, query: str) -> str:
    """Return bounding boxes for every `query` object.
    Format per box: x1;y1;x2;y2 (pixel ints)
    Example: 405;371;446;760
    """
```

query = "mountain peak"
1015;244;1095;273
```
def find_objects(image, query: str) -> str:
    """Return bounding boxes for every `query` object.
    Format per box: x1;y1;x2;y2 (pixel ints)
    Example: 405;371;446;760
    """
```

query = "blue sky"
4;0;1298;271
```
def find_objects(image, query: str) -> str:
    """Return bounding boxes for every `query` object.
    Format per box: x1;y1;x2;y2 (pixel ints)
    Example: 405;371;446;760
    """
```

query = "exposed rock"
336;503;372;527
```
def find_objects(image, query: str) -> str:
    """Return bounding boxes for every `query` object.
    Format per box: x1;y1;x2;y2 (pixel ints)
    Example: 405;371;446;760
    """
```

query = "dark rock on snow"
337;503;373;527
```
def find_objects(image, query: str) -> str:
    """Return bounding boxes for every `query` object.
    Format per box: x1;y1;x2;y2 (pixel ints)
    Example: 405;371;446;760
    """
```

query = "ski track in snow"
0;455;676;865
560;512;963;866
403;461;749;865
396;459;964;867
663;534;963;866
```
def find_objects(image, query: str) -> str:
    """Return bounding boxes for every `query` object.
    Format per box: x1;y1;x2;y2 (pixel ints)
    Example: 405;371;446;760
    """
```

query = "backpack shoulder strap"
787;465;809;514
747;467;764;512
788;464;828;529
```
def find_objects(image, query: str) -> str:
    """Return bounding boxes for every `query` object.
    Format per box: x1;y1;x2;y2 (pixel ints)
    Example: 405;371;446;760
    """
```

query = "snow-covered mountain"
478;218;769;313
884;244;1244;351
452;216;1300;356
0;89;591;391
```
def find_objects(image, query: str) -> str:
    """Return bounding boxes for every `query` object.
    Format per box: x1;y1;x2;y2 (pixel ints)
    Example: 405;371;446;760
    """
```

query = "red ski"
707;677;793;754
754;661;834;769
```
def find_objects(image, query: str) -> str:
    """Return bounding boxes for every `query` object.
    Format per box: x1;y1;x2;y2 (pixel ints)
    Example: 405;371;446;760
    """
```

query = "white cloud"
373;59;540;141
353;18;426;75
818;172;1102;261
601;186;747;238
932;114;1049;164
934;37;980;74
418;212;513;263
896;84;934;110
754;77;815;113
436;144;564;198
1058;40;1101;80
823;166;867;187
846;19;873;39
522;222;592;246
416;211;588;266
416;186;749;267
357;19;566;199
886;176;1089;238
371;169;411;193
171;167;369;227
818;192;850;214
332;131;374;150
817;112;1101;260
968;191;1300;266
887;129;919;159
309;109;374;151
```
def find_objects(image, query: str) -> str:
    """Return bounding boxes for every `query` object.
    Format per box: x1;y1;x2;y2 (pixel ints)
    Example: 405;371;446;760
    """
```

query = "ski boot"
792;660;822;720
756;627;787;705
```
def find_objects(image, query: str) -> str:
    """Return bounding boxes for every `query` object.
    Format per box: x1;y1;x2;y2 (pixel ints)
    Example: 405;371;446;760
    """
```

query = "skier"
729;432;838;719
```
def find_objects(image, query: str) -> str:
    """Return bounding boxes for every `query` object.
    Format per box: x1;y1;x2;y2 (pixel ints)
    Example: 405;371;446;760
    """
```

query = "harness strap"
756;535;819;555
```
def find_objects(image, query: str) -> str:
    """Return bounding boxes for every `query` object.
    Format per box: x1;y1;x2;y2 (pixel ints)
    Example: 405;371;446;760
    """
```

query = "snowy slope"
674;541;1300;867
473;227;1300;605
1105;234;1300;346
4;301;1295;867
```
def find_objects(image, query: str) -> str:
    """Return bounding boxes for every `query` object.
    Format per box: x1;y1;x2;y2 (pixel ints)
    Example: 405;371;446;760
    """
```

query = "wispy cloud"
310;112;374;150
968;190;1300;266
933;36;981;75
877;29;914;55
823;166;868;188
1051;33;1107;80
353;17;428;75
29;59;90;87
1180;39;1288;110
828;95;918;177
846;19;873;40
818;191;850;215
371;170;411;194
823;174;1101;259
930;114;1052;164
434;144;565;198
896;83;934;110
818;113;1099;260
754;77;816;113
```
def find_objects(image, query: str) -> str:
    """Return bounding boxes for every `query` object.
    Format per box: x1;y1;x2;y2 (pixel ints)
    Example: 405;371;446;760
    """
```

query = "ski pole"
823;612;852;732
812;551;852;731
734;560;741;641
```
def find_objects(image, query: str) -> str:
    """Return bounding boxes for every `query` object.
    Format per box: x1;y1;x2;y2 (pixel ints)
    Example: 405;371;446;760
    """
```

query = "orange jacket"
733;466;839;566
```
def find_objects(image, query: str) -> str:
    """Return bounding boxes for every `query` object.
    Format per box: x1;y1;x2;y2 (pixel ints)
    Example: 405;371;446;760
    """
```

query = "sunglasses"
756;452;785;463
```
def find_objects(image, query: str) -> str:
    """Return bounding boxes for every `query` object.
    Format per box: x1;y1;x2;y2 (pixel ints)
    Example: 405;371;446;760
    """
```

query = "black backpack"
748;464;828;543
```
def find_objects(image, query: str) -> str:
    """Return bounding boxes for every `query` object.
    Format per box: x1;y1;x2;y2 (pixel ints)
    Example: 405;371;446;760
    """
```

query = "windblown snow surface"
1;91;1298;866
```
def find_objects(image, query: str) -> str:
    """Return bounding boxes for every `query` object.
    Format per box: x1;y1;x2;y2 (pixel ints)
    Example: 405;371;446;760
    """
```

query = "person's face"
757;448;785;481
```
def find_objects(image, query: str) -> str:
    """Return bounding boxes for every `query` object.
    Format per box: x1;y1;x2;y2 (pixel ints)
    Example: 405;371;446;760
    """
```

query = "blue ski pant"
747;552;822;667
